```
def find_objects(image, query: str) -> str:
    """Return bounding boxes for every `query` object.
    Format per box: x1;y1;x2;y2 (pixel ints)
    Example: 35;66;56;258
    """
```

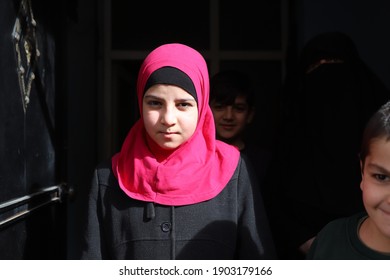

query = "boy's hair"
360;100;390;164
210;70;255;107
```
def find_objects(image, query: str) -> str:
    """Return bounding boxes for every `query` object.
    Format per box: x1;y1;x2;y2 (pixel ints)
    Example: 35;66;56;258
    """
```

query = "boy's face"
210;95;254;146
360;137;390;240
143;84;198;150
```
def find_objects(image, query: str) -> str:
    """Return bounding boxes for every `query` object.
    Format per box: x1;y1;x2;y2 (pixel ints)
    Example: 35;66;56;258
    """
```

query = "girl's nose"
161;106;176;126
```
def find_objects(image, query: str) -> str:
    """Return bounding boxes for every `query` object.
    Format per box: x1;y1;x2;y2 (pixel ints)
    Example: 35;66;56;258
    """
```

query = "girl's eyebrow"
176;98;196;102
143;94;161;99
144;95;195;103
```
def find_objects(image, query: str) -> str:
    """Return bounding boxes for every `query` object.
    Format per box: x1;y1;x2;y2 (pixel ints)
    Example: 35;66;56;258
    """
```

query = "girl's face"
143;84;198;150
360;137;390;244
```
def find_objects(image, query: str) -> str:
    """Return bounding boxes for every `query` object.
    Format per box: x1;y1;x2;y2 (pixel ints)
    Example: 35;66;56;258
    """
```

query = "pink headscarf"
112;43;240;206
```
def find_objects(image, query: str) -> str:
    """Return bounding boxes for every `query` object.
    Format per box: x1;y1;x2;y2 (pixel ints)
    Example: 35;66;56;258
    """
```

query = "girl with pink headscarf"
81;43;275;259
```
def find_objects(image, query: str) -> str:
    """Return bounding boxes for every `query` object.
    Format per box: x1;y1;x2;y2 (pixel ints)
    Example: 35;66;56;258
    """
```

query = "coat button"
161;222;172;232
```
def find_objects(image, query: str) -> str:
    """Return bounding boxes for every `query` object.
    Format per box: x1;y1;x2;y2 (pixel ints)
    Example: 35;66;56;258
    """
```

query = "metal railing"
0;183;72;229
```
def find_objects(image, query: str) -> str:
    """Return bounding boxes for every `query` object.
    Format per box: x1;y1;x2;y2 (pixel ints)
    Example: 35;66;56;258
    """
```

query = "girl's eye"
177;102;192;108
147;100;162;107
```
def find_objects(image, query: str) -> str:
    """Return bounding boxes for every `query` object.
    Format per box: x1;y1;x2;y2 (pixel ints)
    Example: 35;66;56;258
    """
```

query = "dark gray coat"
81;155;276;259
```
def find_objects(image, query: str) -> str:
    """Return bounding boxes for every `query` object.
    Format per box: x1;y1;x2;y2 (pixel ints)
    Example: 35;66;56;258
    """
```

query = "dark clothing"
241;142;274;221
81;156;276;260
241;142;272;188
307;212;390;260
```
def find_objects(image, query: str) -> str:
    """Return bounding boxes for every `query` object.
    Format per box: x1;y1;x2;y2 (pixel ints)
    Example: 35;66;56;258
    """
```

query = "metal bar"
0;184;67;229
0;197;60;228
0;185;61;210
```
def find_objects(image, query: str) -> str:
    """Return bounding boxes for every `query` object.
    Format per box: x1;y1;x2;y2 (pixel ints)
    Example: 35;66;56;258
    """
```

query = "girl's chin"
158;143;180;150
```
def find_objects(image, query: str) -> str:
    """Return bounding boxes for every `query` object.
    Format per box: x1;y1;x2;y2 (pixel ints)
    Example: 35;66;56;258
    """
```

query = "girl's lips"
160;131;178;138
